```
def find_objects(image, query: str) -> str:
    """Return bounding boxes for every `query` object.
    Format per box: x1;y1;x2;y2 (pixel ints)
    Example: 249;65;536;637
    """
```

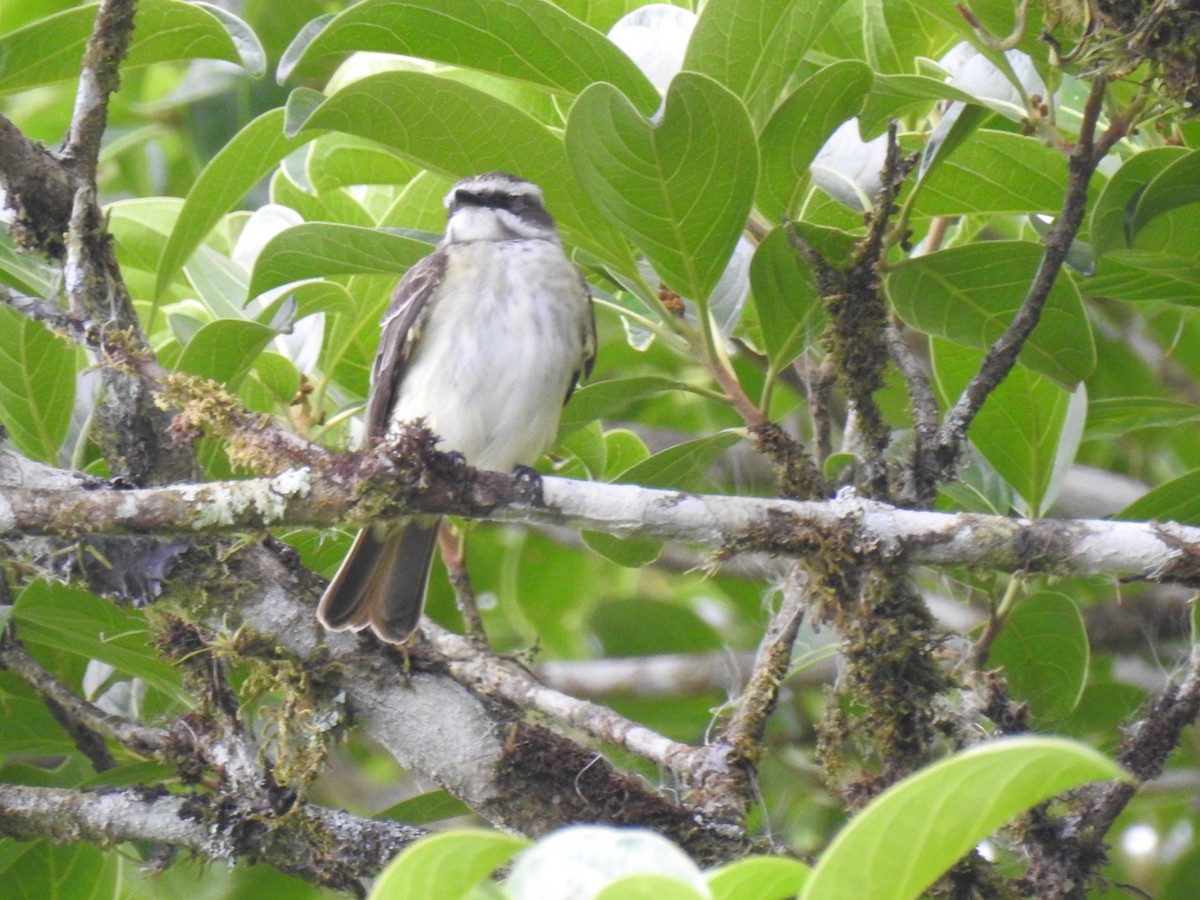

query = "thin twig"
438;522;488;648
62;0;138;184
710;563;810;818
0;633;167;763
55;1;193;484
885;320;940;506
707;356;767;428
2;287;79;339
934;77;1118;477
804;356;837;465
790;122;917;500
536;650;768;698
419;621;702;787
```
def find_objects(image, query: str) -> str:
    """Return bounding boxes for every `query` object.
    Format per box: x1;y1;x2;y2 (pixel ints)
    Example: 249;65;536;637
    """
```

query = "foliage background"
3;0;1200;897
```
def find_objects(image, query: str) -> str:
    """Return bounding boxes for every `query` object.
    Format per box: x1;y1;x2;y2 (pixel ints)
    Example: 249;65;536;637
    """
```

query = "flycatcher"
317;172;596;642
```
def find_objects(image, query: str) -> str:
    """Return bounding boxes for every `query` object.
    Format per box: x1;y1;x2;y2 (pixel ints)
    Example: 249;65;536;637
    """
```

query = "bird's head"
442;172;559;243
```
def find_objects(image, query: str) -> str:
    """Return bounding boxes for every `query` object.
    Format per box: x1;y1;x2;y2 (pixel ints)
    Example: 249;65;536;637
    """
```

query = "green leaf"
708;856;811;900
504;530;601;656
1116;469;1200;525
0;673;76;757
749;225;823;370
14;582;182;701
915;131;1079;217
824;451;858;482
1085;397;1200;440
859;74;979;135
600;428;650;478
257;280;355;328
1129;149;1200;237
1164;846;1200;900
0;0;264;94
931;339;1085;516
0;842;37;887
559;419;607;480
379;171;456;232
682;0;844;122
0;305;76;463
284;86;327;138
990;592;1089;721
175;320;277;389
906;0;1021;43
618;432;740;491
369;829;527;900
268;170;375;229
156;107;312;298
307;134;420;192
240;352;301;413
567;74;757;302
1132;202;1200;259
758;61;873;220
185;244;253;322
378;790;472;826
937;453;1013;516
594;874;707;900
1084;250;1200;304
558;376;703;439
248;225;434;298
1090;146;1190;255
0;229;59;296
581;530;663;567
862;0;957;75
302;71;622;264
888;241;1096;387
107;197;184;274
915;104;990;189
800;737;1128;900
279;0;658;113
3;841;121;900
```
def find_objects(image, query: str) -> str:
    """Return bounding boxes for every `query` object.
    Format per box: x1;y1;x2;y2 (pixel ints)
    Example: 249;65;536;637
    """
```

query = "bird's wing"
565;268;596;405
363;250;448;445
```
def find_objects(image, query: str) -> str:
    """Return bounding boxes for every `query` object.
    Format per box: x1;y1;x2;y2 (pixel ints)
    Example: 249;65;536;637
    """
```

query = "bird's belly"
387;242;586;472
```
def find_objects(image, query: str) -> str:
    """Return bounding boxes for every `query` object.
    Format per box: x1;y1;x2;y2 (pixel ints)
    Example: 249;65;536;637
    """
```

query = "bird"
317;172;596;643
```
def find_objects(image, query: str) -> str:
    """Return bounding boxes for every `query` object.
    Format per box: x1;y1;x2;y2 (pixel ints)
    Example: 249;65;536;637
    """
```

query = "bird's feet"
511;465;544;505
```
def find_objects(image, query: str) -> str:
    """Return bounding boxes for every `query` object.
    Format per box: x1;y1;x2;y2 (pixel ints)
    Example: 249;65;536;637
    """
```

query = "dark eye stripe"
453;190;501;210
455;190;532;212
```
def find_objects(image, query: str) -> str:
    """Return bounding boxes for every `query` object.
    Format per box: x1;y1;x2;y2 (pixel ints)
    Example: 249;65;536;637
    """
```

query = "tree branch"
1019;645;1200;897
2;451;1198;587
221;543;753;863
0;783;423;895
0;114;74;257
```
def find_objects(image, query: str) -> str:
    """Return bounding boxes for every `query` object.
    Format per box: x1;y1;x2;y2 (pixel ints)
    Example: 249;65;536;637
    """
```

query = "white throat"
444;206;557;243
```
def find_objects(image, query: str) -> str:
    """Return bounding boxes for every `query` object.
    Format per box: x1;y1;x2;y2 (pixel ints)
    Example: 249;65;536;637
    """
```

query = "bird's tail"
317;520;440;643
